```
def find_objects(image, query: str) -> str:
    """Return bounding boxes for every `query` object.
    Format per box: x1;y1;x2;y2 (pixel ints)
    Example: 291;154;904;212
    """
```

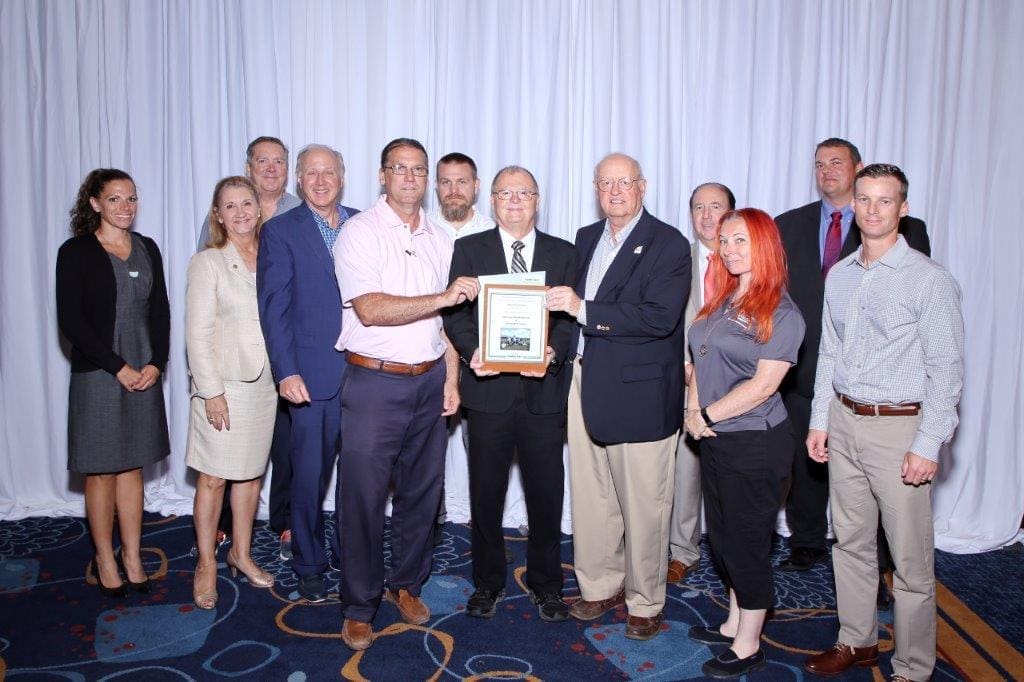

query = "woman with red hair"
684;208;805;678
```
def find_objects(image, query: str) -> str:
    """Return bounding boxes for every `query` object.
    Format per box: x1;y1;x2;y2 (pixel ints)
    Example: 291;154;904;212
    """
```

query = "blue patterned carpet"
1;513;1021;680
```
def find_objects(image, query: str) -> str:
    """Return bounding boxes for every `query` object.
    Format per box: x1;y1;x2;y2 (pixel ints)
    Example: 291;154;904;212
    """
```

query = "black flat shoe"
702;649;767;678
689;624;734;645
89;557;128;598
116;550;151;593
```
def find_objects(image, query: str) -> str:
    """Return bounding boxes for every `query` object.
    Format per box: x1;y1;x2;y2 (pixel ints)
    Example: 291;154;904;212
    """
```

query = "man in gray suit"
667;182;736;583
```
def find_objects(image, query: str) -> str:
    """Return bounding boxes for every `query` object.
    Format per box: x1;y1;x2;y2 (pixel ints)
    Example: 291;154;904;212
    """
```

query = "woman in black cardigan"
56;168;170;597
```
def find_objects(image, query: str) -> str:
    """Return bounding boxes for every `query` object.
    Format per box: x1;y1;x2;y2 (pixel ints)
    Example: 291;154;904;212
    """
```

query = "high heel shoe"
193;561;218;610
115;549;152;594
225;551;274;588
88;557;129;598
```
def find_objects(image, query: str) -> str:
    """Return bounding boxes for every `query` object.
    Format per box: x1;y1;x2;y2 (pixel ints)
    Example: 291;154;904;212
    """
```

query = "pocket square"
633;245;643;255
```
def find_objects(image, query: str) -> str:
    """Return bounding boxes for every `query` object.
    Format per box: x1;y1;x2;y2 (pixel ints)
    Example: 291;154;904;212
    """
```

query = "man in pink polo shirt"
332;137;480;651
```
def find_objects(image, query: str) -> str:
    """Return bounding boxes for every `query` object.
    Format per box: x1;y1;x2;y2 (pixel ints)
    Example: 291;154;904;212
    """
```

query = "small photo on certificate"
480;283;549;372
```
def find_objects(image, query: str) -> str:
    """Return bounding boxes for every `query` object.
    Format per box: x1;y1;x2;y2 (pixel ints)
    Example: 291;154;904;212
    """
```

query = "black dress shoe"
530;592;570;622
702;649;767;678
779;547;828;572
877;572;893;610
466;588;504;618
689;624;734;645
297;573;328;603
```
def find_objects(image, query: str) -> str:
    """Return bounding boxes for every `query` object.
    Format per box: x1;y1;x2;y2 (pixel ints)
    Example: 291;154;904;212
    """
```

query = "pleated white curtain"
1;0;1021;553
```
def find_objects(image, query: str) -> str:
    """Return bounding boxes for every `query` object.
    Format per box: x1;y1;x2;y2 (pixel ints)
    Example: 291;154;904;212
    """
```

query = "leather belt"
346;352;439;377
837;393;921;416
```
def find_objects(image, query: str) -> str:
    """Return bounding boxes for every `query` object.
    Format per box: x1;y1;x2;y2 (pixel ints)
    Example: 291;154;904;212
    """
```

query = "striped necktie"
511;240;527;273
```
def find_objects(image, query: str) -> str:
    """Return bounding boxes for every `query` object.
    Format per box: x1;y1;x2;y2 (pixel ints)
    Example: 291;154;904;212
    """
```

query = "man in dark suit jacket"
257;144;358;603
547;153;691;641
443;165;576;623
776;138;930;573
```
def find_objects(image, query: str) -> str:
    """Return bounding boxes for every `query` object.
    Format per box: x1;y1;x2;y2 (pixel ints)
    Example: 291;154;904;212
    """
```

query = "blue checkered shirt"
310;204;351;254
810;236;964;460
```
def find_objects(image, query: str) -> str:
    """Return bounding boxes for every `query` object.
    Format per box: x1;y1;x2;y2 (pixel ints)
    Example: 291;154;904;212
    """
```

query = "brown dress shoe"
625;610;665;640
569;591;626;621
341;619;373;650
385;588;431;625
667;559;698;584
804;642;878;676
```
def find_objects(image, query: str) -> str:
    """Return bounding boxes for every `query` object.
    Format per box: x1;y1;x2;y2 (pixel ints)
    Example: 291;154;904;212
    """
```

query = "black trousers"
782;392;829;551
701;420;793;610
466;388;565;596
267;398;292;534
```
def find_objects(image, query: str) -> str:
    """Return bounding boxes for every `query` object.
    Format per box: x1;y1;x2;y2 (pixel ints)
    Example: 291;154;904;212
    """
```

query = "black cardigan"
56;233;171;374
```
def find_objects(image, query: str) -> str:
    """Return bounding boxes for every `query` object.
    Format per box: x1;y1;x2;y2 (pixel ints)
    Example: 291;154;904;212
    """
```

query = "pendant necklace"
698;303;735;357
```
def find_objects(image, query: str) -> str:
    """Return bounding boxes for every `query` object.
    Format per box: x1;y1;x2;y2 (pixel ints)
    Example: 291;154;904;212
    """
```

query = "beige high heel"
193;561;218;610
225;551;274;588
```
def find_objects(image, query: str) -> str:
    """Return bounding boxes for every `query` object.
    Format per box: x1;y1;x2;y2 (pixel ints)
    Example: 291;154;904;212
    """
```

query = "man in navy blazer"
257;144;358;603
547;153;691;641
775;138;930;576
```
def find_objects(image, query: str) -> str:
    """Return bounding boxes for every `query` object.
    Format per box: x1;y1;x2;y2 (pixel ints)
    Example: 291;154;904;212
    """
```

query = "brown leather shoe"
625;610;665;640
667;559;698;584
804;642;878;676
341;619;373;650
385;588;431;625
569;591;626;621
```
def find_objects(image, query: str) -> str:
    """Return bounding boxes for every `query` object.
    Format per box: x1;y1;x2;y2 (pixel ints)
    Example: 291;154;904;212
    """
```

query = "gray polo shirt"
689;292;804;431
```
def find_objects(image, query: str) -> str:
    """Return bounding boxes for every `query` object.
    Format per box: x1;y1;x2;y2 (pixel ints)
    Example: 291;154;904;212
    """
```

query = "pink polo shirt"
334;195;454;364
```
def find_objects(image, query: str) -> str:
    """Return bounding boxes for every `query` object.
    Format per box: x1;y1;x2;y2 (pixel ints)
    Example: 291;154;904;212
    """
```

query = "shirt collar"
821;199;854;219
853;234;909;269
306;202;350;229
379;195;433;234
603;208;643;246
498;225;536;251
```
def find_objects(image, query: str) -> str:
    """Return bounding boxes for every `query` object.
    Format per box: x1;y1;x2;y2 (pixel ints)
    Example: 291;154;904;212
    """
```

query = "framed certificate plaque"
479;283;549;373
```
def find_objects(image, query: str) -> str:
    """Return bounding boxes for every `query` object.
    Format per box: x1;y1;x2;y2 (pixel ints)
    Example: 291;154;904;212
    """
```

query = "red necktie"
821;210;842;278
703;253;716;304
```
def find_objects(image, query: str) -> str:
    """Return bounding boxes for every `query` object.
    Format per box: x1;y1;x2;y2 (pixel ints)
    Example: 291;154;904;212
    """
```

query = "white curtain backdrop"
1;0;1021;553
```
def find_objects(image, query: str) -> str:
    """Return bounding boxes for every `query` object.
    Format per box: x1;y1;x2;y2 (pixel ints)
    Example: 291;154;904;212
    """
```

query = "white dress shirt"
497;226;536;272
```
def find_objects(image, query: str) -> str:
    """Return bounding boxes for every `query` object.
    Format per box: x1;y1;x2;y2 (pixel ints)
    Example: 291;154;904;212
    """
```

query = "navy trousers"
288;390;342;578
339;361;447;623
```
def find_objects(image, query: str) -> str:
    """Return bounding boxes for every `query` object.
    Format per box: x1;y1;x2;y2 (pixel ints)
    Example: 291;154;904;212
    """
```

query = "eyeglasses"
595;177;643;192
492;189;538;201
384;165;429;177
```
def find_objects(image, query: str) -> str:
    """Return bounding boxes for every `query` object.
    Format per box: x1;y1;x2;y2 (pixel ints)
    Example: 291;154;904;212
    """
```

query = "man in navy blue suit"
257;144;358;603
547;153;691;641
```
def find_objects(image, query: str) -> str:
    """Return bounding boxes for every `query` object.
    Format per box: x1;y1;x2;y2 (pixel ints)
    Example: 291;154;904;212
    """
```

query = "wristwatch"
700;406;716;427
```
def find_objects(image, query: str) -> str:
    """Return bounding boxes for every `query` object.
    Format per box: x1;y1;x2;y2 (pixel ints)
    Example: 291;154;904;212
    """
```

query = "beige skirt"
185;364;277;480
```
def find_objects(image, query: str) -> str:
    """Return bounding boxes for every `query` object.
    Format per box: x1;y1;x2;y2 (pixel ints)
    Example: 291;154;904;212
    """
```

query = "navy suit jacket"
571;209;691;444
443;227;577;415
776;200;931;398
257;203;358;401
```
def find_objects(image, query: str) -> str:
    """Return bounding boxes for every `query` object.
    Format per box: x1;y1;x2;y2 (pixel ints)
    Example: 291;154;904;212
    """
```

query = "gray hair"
295;143;346;176
490;165;539;194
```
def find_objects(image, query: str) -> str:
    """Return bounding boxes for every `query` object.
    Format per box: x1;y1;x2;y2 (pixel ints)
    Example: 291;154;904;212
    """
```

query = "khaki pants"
567;358;677;617
827;398;935;681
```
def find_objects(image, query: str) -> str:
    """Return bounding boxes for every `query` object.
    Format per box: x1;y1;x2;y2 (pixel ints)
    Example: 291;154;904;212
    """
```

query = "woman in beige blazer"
186;176;276;609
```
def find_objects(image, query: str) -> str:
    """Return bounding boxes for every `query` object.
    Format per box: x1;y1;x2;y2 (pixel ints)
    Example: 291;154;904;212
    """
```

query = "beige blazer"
185;241;268;398
683;241;703;364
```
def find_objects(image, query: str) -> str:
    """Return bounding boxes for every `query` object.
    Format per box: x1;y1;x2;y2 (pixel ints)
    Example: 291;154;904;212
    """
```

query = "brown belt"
346;352;439;376
837;393;921;416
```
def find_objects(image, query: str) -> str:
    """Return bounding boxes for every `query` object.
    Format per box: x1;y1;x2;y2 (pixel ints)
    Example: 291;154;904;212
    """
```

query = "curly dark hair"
69;168;135;236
